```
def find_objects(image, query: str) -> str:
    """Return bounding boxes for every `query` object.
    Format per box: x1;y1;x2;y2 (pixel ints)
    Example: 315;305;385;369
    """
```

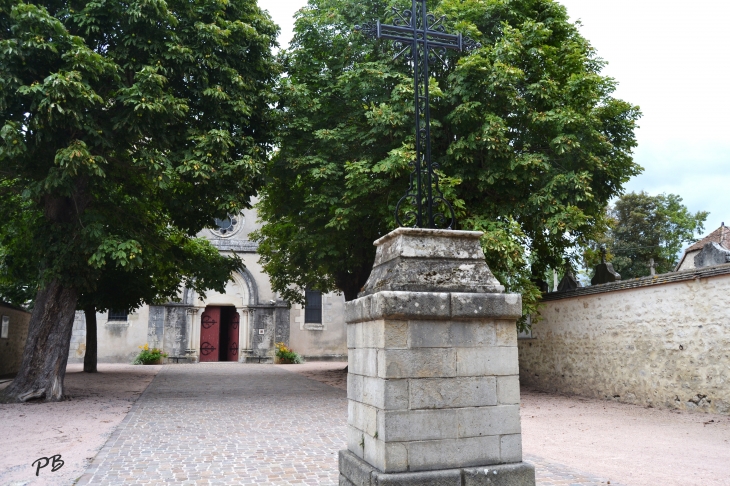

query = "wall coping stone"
541;262;730;301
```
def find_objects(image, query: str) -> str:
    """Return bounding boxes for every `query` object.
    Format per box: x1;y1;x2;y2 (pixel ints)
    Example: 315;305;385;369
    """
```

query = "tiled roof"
684;224;730;252
541;262;730;301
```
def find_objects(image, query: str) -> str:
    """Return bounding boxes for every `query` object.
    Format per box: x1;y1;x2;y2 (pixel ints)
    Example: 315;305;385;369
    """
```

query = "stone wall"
69;307;152;364
519;264;730;414
289;292;347;360
0;302;31;376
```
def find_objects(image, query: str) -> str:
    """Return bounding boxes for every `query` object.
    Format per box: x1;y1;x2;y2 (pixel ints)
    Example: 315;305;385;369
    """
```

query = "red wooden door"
226;311;240;362
200;307;221;362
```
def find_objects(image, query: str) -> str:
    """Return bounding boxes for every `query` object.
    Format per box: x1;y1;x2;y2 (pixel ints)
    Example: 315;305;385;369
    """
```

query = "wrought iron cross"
356;1;480;229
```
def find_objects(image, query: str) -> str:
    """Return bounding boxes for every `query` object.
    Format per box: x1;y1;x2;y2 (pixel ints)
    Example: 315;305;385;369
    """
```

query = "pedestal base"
339;450;535;486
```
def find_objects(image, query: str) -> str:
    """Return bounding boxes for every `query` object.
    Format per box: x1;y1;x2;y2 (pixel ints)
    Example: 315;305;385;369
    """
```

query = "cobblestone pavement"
78;363;624;485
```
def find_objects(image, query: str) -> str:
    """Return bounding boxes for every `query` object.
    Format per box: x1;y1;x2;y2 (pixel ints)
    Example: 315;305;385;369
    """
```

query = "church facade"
68;206;347;364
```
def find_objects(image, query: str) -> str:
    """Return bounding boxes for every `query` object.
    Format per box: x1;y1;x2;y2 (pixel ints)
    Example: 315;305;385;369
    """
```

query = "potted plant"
133;344;168;365
275;342;304;364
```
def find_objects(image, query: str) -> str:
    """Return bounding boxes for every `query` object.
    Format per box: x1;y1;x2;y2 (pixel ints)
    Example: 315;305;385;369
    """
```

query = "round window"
210;214;243;238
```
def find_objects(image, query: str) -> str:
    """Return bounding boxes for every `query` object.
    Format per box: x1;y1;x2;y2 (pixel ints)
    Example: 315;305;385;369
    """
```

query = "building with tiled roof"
675;222;729;271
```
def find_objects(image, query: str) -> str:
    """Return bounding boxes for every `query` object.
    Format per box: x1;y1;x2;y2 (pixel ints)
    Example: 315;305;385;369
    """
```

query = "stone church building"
69;205;347;364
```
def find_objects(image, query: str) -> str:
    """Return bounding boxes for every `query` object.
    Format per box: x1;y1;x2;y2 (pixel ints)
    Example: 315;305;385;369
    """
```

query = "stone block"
380;409;458;442
362;259;504;295
353;320;408;349
408;320;496;348
348;322;359;349
383;320;409;349
497;376;521;405
378;348;456;379
500;434;523;463
349;401;378;435
348;373;364;403
495;321;518;347
339;450;373;486
456;347;519;377
463;462;536;486
371;292;451;321
373;468;462;486
360;320;382;348
372;228;485;266
340;450;535;486
340;474;358;486
407;435;500;471
359;227;505;297
370;377;410;410
451;294;521;320
347;425;365;459
349;348;378;377
409;377;497;409
346;299;366;325
367;438;409;473
455;405;521;438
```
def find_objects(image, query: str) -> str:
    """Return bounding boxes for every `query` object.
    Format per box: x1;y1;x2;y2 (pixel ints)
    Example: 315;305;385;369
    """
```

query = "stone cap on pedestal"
359;228;504;297
346;291;522;323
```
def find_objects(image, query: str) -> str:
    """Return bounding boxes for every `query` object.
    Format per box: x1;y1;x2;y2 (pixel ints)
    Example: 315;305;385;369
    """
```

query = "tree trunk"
83;306;97;373
0;280;79;403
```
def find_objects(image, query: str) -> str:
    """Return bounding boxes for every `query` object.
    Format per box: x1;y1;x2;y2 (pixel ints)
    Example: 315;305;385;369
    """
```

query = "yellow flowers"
134;344;168;364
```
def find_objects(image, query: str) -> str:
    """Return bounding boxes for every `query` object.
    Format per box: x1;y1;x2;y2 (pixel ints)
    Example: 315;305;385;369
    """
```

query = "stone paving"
526;454;620;486
78;363;621;485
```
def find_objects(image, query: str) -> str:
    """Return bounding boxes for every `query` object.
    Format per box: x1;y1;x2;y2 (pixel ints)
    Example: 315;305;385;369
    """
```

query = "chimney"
721;222;726;247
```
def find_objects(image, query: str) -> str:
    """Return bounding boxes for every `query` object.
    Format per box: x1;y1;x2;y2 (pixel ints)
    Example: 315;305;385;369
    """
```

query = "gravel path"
0;364;160;486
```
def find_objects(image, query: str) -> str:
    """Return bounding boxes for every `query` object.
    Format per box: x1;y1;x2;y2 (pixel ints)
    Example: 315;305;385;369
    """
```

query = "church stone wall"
519;271;730;414
0;303;31;376
69;307;152;364
289;292;347;360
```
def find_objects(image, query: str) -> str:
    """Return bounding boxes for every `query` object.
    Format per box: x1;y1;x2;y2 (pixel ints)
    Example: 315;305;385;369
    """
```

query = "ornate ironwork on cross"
355;1;480;229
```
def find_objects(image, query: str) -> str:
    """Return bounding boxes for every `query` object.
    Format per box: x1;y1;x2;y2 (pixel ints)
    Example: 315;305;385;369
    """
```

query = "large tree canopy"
0;0;278;401
254;0;641;319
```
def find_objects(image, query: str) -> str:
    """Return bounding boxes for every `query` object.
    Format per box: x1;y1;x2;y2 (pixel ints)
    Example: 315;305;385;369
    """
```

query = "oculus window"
210;214;243;238
304;290;322;323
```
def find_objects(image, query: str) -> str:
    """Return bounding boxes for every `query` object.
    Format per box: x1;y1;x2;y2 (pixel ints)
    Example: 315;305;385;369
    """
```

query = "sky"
263;0;730;237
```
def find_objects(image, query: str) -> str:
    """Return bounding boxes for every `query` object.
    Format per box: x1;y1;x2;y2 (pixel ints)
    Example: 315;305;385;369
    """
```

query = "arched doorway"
199;306;240;362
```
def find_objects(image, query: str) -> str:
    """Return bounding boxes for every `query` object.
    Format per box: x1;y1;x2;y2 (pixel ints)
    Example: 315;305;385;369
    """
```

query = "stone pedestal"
340;228;535;486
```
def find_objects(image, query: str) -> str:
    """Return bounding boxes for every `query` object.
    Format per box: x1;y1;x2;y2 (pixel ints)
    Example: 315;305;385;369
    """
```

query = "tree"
0;0;278;401
253;0;641;323
605;192;708;278
0;197;246;374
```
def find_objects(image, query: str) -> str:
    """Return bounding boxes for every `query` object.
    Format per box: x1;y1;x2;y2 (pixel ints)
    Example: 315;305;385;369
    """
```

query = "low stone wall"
519;264;730;414
0;302;31;376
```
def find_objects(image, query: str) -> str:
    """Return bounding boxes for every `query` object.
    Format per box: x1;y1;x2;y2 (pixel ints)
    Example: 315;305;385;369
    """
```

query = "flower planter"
144;358;162;365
